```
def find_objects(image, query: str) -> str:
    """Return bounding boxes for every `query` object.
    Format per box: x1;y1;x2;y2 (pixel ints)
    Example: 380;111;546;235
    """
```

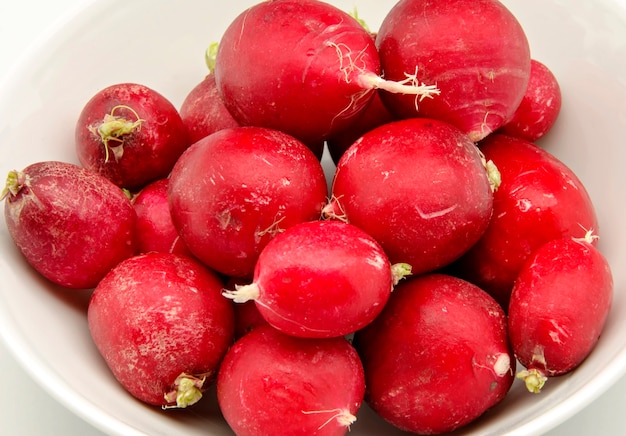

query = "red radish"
353;273;515;434
217;325;365;436
326;92;395;165
179;73;240;144
376;0;531;142
88;252;234;408
168;126;328;278
2;161;136;289
323;117;496;275
132;178;193;257
214;0;439;146
75;83;190;190
508;232;613;393
453;133;599;308
223;220;410;338
499;59;563;142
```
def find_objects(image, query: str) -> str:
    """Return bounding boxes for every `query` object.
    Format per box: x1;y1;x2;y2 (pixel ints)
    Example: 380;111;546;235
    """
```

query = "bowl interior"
1;1;626;435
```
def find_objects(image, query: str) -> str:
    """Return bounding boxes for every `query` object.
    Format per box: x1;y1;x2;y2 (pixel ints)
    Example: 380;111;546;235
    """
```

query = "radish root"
222;283;260;303
301;408;357;430
322;195;348;223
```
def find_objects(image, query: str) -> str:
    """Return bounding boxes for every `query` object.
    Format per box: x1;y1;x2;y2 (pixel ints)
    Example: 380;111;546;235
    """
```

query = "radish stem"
163;372;207;409
391;263;413;286
1;170;26;200
517;368;547;393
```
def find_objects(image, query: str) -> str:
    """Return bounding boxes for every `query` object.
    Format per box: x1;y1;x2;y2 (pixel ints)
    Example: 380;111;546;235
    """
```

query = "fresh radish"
353;273;514;434
88;252;234;408
223;220;411;338
132;178;192;257
217;325;365;436
499;59;562;142
168;126;328;278
326;92;395;165
509;232;613;394
214;0;439;146
179;73;240;145
75;83;190;190
453;133;599;308
2;161;136;289
323;117;496;275
376;0;531;142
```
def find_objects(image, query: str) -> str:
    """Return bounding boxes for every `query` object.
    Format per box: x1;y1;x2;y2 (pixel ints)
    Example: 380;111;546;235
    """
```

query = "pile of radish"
1;0;614;434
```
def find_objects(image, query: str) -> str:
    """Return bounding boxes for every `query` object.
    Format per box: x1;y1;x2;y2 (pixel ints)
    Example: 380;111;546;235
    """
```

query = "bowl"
1;0;626;434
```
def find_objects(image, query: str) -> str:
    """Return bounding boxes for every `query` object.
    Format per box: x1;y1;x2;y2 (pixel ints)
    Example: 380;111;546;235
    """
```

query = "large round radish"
132;178;192;257
499;59;563;142
376;0;531;142
88;252;234;408
214;0;438;146
2;161;136;289
323;117;495;275
509;232;613;394
75;83;190;190
453;133;599;308
223;220;409;338
168;126;328;278
353;273;514;434
217;325;365;436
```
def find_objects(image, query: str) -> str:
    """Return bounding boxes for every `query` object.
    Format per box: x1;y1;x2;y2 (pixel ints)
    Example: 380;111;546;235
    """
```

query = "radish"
353;273;514;434
376;0;531;142
453;133;599;308
509;232;613;394
223;220;411;338
132;178;192;257
2;161;136;289
168;126;328;278
217;325;365;436
499;59;563;142
88;252;234;408
75;83;190;190
179;73;240;145
214;0;439;146
323;117;496;275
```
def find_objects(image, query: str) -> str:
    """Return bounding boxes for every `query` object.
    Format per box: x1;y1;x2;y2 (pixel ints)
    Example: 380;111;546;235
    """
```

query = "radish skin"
508;232;613;393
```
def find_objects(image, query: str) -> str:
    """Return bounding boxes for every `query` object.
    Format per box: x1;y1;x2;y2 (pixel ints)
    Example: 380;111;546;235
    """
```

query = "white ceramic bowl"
1;0;626;435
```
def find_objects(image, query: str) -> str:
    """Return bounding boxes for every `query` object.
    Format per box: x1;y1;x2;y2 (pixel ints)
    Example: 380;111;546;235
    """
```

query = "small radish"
217;325;365;436
168;126;328;278
214;0;439;146
499;59;563;142
179;73;240;145
353;273;514;434
223;220;411;338
323;117;496;275
2;161;136;289
75;83;190;190
454;133;599;309
376;0;531;142
509;232;613;394
88;252;234;408
132;178;192;257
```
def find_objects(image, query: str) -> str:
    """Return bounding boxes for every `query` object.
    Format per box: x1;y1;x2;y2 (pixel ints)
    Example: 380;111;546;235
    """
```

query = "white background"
1;0;626;434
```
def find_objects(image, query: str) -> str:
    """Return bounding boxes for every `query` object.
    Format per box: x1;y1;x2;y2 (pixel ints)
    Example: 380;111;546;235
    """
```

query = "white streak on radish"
548;319;570;344
493;353;511;377
414;204;458;220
